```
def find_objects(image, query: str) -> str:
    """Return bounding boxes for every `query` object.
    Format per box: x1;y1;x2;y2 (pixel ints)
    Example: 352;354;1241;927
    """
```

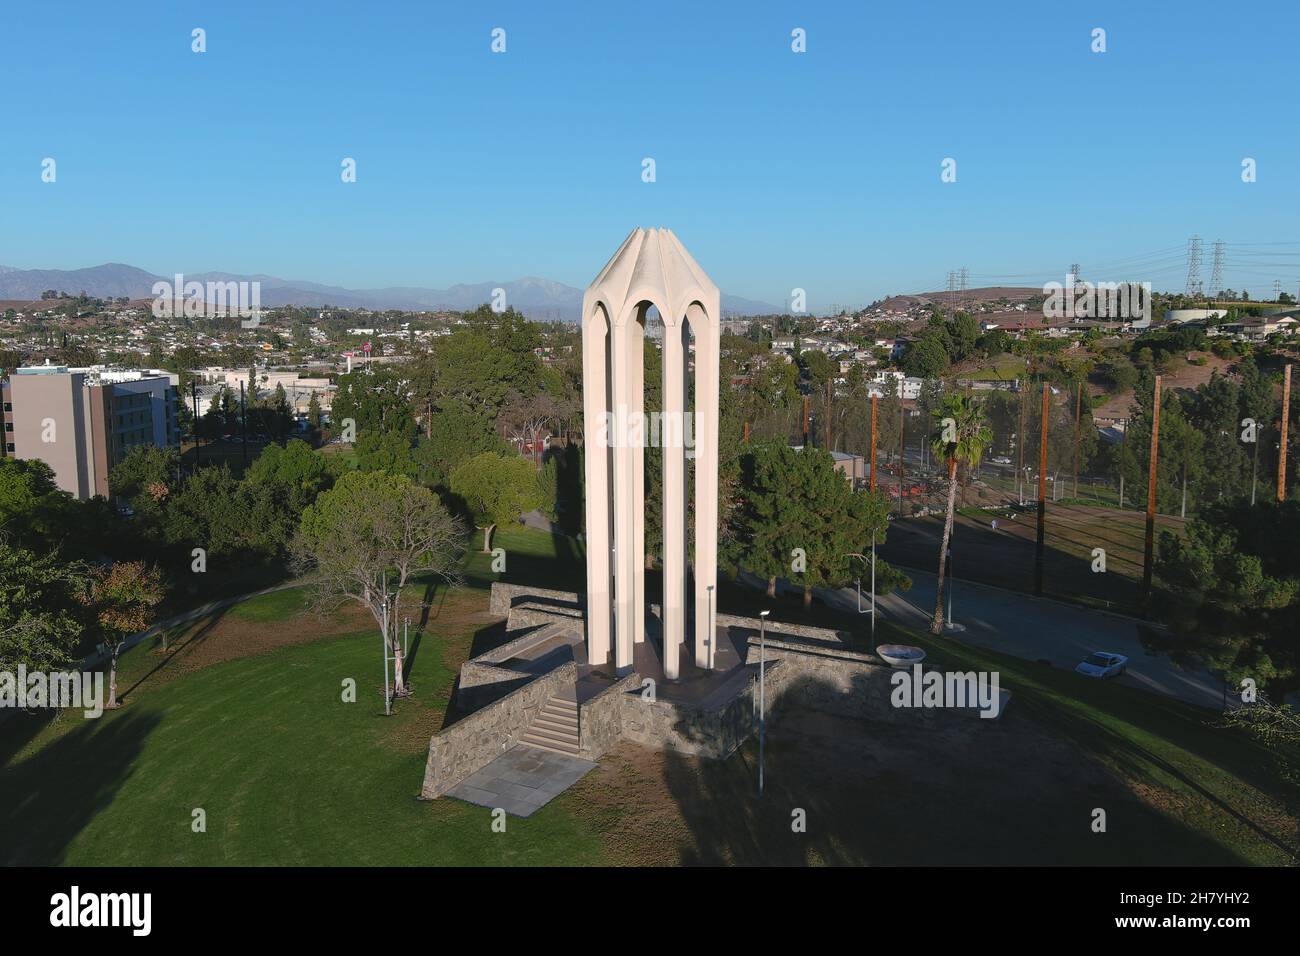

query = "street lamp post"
943;547;965;633
381;594;392;717
758;610;769;797
871;532;877;637
706;584;716;669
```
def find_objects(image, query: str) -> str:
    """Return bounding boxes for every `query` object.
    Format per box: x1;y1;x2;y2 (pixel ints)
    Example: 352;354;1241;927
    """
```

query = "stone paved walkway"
445;744;597;817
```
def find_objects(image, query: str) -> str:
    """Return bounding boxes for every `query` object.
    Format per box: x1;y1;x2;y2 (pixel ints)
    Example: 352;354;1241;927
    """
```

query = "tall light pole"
381;593;392;717
943;546;963;632
706;584;716;669
871;535;876;637
758;610;769;798
843;552;876;641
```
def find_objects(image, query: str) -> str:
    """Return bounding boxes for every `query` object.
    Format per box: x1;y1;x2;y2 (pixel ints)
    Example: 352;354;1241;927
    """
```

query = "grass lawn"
3;524;1296;865
962;357;1027;381
181;439;276;479
0;583;605;866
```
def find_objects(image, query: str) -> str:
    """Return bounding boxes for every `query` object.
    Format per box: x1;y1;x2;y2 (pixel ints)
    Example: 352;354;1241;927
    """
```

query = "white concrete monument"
581;228;721;680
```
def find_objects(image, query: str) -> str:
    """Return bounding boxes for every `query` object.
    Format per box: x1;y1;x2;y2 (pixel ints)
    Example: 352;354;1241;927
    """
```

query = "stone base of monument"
420;583;966;802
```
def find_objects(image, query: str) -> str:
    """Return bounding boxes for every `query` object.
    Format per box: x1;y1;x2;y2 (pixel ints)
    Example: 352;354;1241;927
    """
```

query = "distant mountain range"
0;263;782;321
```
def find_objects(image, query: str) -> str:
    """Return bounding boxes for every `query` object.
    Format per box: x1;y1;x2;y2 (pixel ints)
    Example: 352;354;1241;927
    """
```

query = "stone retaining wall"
747;637;899;721
489;582;582;618
471;621;568;668
617;660;795;759
577;672;642;759
717;610;859;648
420;661;577;799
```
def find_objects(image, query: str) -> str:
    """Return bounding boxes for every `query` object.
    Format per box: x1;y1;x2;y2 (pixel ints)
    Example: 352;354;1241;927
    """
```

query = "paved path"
743;568;1225;710
84;581;304;667
446;744;596;817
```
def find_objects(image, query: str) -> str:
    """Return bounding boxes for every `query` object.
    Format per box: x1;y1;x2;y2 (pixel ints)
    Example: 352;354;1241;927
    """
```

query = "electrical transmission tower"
958;267;969;310
1185;236;1202;296
1069;262;1081;286
1210;240;1224;298
1274;279;1283;301
946;271;958;314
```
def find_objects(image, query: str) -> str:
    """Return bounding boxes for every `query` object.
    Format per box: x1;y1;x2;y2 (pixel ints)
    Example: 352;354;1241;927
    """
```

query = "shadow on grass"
914;635;1300;862
0;709;162;865
119;605;234;703
659;671;1254;865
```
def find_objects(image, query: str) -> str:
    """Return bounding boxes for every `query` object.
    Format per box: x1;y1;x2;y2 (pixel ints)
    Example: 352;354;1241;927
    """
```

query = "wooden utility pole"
1279;364;1292;503
869;393;878;493
1142;375;1162;610
191;380;202;469
898;399;905;517
825;379;833;450
1016;380;1027;504
743;421;750;442
1074;381;1082;499
1119;418;1127;510
1035;383;1048;596
240;381;249;467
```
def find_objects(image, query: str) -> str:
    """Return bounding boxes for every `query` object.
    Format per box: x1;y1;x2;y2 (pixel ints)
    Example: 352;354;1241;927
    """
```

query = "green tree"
413;400;503;489
293;470;467;697
0;541;86;674
0;458;77;550
903;334;950;378
929;395;991;633
87;561;165;709
734;440;895;607
1157;500;1300;695
307;391;323;431
355;430;417;479
949;311;980;363
449;452;542;552
332;365;415;440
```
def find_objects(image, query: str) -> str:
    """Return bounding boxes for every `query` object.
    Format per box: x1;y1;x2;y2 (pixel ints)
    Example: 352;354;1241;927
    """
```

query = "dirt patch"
117;600;376;701
562;701;1222;865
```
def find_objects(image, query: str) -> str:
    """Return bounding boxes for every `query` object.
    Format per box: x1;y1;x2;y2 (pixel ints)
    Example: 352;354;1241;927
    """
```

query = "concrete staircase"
519;695;580;756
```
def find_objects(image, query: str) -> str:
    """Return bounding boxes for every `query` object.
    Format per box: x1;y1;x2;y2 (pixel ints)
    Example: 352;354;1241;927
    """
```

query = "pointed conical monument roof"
583;227;719;329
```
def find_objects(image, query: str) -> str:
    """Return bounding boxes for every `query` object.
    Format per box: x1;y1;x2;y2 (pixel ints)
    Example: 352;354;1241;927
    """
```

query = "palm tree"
929;394;992;634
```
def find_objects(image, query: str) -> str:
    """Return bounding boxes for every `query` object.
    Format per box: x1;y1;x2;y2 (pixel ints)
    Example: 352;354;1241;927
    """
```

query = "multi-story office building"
1;365;180;499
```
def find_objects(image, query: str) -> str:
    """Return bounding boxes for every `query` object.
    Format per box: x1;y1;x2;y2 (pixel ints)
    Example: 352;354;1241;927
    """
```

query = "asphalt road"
830;566;1224;709
743;567;1225;710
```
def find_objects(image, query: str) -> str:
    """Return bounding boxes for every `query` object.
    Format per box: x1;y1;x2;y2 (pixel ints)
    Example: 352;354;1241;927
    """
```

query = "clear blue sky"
2;0;1298;309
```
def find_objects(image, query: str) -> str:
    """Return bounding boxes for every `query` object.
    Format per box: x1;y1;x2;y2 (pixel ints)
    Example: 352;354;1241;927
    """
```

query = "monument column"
610;313;636;674
582;228;719;678
580;298;611;666
689;302;720;668
630;315;646;648
661;316;686;679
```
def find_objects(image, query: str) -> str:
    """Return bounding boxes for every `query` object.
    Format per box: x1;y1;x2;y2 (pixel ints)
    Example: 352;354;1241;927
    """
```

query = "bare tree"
499;389;557;467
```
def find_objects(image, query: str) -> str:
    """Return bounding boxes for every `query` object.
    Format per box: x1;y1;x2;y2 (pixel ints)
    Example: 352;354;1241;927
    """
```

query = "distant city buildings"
1;364;180;499
190;366;334;415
